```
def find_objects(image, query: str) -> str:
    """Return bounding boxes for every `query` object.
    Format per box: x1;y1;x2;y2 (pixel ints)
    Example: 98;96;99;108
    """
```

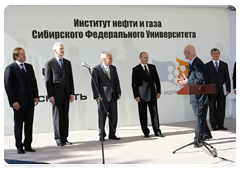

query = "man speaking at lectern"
177;45;212;148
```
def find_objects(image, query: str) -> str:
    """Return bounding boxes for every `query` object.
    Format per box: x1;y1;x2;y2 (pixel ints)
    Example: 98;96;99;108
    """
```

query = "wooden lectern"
177;84;216;95
173;84;217;157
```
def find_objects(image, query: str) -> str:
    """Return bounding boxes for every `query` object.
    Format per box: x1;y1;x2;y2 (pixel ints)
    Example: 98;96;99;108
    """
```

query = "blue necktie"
20;63;27;76
215;62;218;73
59;58;63;69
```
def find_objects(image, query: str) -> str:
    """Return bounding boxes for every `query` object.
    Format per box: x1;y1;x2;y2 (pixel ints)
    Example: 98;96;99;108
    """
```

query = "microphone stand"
84;67;105;164
172;94;216;157
85;66;115;164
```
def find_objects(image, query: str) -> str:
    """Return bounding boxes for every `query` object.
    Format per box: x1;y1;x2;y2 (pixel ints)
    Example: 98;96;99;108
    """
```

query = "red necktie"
144;65;149;77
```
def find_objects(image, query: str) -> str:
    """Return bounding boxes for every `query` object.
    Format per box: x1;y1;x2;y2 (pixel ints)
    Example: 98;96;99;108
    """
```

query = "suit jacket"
91;63;121;102
187;57;209;106
4;62;39;108
132;63;161;101
45;57;74;100
233;62;236;90
205;60;231;97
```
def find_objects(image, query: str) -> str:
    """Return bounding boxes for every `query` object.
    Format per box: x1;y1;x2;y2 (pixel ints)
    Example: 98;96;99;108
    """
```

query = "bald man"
177;45;212;148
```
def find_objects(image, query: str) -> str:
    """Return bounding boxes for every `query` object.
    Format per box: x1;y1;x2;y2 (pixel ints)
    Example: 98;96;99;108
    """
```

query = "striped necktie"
215;62;218;73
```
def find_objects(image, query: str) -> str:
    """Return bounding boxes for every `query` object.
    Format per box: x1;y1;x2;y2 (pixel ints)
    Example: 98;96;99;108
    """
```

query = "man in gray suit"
91;51;121;141
45;42;75;146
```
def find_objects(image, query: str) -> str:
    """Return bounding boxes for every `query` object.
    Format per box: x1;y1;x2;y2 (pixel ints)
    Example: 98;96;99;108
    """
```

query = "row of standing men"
4;43;235;154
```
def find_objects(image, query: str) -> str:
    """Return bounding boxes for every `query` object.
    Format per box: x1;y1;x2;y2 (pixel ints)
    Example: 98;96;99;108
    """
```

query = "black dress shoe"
17;149;25;154
144;134;149;138
194;142;203;148
218;126;228;130
56;140;64;146
99;137;105;141
109;136;121;140
63;141;72;145
212;125;218;131
25;147;36;152
57;142;64;146
202;136;213;141
155;132;165;137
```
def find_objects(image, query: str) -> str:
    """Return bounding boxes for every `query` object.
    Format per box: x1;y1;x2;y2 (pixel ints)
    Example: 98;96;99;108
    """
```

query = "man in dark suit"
45;42;75;146
4;47;39;154
91;51;121;141
205;48;231;131
177;45;212;148
131;52;164;138
233;62;236;94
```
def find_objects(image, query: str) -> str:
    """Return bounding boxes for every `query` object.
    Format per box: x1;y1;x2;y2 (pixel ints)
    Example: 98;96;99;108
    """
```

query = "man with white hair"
91;51;121;141
45;42;75;146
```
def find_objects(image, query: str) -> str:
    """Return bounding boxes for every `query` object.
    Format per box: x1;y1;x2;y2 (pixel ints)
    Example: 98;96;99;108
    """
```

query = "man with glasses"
177;45;212;147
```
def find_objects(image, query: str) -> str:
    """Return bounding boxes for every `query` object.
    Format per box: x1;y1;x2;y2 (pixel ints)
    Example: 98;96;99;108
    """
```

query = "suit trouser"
209;93;226;128
14;101;34;149
192;104;212;142
98;95;118;137
52;93;69;142
138;98;161;135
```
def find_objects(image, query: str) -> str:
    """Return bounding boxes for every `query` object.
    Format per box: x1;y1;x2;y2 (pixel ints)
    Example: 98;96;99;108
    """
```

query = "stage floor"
4;118;236;167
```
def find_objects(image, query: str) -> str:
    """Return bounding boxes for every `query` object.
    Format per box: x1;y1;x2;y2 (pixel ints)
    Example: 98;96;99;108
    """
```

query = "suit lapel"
148;64;152;78
110;65;114;81
52;57;63;75
190;57;198;78
192;57;198;66
24;64;30;79
62;58;66;78
190;58;196;71
218;60;223;72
